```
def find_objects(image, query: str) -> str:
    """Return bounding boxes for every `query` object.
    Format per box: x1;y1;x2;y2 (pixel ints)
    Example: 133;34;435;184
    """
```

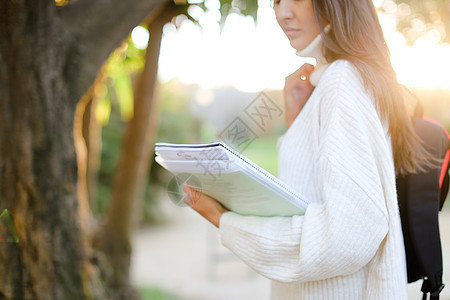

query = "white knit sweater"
219;36;408;299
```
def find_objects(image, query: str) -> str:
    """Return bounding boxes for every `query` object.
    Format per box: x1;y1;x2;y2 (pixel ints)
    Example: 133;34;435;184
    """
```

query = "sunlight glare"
381;13;450;90
195;88;215;106
158;1;450;92
131;26;149;50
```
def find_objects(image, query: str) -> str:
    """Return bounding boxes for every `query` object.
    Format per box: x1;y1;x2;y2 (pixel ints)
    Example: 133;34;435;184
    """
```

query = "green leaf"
0;209;19;243
114;73;134;121
95;91;112;126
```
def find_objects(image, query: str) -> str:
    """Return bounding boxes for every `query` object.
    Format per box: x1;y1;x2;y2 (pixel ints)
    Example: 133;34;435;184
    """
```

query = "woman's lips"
284;28;300;38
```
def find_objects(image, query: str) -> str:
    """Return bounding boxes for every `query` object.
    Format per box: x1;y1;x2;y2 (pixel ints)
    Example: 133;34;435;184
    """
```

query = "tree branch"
57;0;172;99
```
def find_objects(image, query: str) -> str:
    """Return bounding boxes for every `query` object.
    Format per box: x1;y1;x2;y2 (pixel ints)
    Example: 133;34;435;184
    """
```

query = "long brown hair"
312;0;431;175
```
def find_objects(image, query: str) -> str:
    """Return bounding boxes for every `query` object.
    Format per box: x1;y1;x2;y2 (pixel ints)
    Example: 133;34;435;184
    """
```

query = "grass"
240;136;280;177
138;285;180;300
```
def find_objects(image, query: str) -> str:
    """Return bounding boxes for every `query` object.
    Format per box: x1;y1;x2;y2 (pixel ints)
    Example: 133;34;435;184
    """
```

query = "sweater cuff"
219;211;240;249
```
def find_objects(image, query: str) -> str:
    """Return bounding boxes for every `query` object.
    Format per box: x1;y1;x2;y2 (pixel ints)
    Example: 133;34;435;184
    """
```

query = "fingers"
183;184;228;228
183;184;212;209
283;63;316;128
183;184;199;207
288;63;314;80
286;63;315;86
183;184;227;212
292;63;314;78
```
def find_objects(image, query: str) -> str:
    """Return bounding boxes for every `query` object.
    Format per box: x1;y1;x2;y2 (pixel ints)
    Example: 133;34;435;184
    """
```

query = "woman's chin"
288;38;308;52
290;42;306;53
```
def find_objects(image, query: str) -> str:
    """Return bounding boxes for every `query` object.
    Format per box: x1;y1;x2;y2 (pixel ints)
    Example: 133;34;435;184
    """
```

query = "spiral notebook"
154;141;310;217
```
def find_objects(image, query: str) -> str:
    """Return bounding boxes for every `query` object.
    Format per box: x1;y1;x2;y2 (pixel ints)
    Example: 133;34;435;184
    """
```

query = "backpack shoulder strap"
421;279;445;300
398;116;446;296
422;116;450;192
414;97;450;210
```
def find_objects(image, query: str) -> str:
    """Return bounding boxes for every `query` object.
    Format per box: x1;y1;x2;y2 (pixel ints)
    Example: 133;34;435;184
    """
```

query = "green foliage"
96;100;124;215
218;0;258;28
237;0;258;21
242;136;279;177
184;0;258;30
97;41;145;124
92;0;260;221
93;36;146;216
155;79;205;144
113;72;134;121
94;77;204;221
0;209;19;243
138;285;179;300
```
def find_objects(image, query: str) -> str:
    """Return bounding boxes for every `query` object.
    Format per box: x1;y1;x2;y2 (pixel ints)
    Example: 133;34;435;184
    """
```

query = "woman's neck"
295;26;330;86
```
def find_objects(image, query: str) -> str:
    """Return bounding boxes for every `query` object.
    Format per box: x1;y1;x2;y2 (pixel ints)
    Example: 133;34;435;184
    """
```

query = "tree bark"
0;2;91;298
96;4;181;298
0;0;168;298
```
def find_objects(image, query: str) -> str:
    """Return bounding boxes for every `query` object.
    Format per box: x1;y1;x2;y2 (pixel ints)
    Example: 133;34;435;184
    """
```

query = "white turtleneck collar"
295;25;330;87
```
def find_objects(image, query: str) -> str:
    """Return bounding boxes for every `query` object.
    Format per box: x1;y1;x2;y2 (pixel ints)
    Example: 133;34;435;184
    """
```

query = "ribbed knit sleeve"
276;134;285;152
219;61;393;284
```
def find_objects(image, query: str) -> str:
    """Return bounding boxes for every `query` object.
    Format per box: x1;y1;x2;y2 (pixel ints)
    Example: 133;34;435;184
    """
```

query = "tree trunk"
96;6;178;299
0;0;168;298
0;1;100;297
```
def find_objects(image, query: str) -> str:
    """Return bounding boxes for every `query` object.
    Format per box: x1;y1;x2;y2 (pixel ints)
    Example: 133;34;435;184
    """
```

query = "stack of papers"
155;142;310;217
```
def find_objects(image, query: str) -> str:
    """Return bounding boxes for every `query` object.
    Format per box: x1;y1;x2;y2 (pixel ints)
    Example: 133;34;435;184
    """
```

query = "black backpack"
396;102;449;300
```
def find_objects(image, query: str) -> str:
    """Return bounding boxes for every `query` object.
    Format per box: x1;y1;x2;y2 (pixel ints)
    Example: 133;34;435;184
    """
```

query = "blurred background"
76;0;450;299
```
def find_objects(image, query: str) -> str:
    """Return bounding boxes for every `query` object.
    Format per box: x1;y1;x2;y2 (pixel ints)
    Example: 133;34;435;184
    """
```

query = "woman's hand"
183;184;229;228
284;63;315;128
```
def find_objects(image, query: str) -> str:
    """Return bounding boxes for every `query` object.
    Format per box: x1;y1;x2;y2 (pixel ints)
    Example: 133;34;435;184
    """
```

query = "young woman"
183;0;430;298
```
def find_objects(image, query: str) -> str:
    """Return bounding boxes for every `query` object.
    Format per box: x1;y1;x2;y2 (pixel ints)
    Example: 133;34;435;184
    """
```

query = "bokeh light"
131;26;150;50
